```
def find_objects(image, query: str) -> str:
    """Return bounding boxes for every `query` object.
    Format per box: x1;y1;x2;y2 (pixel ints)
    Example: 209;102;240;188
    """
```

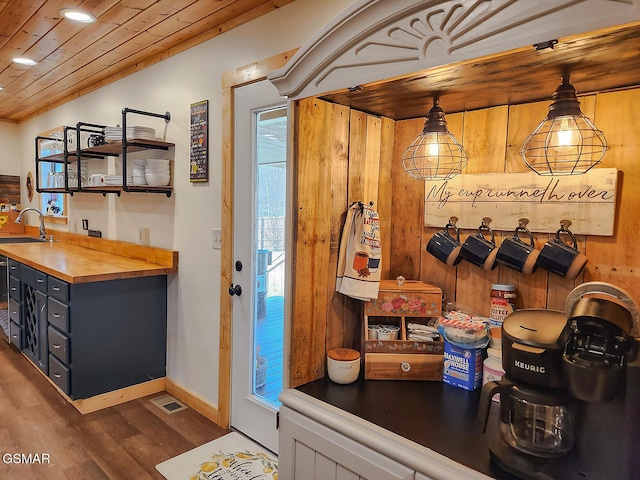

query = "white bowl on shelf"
145;173;170;187
145;167;170;175
146;158;171;166
133;175;148;186
132;167;146;176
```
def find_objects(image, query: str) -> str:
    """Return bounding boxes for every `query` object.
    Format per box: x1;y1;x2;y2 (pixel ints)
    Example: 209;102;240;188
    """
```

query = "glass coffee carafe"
480;377;577;458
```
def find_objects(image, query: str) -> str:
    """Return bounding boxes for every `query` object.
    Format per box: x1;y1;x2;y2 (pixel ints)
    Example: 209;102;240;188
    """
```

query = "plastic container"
483;347;505;401
489;284;516;327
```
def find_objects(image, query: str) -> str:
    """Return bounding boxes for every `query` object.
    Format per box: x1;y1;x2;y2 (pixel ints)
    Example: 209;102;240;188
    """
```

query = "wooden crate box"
363;280;444;381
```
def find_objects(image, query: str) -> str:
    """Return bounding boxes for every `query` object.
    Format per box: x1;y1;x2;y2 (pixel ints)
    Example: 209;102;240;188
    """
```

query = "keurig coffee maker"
478;282;639;479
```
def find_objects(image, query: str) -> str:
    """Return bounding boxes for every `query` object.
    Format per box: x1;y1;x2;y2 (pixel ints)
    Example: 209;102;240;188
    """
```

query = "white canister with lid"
483;347;505;401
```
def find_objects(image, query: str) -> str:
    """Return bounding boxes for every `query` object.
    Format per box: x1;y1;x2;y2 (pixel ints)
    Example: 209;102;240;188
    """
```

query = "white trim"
268;0;640;99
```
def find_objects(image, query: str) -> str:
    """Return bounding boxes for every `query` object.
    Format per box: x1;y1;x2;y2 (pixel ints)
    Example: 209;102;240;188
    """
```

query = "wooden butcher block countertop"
0;237;177;284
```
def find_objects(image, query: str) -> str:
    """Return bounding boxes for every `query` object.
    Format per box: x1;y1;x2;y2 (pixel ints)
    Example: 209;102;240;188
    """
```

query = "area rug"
156;431;278;480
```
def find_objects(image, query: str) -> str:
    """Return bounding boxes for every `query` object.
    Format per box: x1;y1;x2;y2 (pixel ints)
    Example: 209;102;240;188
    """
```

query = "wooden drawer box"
365;280;441;317
365;353;443;381
363;280;444;381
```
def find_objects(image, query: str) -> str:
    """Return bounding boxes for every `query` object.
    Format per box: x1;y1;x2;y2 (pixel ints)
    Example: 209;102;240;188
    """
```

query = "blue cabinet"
10;260;167;400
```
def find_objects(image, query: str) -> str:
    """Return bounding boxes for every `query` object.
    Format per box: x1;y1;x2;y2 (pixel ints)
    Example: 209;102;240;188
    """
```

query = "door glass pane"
253;106;287;407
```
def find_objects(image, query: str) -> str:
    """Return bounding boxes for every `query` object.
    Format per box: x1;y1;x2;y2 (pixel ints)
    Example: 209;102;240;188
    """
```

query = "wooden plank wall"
391;88;638;316
0;175;20;204
290;87;639;387
290;98;394;387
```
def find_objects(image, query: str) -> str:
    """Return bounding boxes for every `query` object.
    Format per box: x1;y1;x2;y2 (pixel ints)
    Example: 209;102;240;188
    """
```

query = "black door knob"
235;260;243;272
228;283;243;296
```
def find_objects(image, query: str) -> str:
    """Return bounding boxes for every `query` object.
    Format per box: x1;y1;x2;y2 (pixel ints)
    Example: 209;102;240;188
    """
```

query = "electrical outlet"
139;227;150;245
212;228;222;250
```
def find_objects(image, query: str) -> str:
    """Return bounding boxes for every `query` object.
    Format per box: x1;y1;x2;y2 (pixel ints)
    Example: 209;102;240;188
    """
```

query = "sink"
0;237;46;243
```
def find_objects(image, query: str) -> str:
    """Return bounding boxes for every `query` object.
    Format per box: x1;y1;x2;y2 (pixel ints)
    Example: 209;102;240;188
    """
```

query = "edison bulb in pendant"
423;132;441;160
552;116;579;153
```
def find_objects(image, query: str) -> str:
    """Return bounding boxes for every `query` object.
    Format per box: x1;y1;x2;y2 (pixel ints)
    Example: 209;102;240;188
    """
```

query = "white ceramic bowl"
145;166;170;174
326;348;360;384
146;158;171;166
133;175;148;186
145;173;170;186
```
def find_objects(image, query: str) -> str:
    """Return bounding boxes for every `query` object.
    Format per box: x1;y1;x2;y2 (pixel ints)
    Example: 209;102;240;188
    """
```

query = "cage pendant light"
402;98;468;180
520;75;608;176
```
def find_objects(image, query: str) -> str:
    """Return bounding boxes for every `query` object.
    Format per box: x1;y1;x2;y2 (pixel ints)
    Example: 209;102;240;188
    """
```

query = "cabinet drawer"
8;275;20;301
48;277;69;302
8;258;20;278
8;297;20;324
48;354;70;395
19;264;35;285
9;321;22;349
48;326;70;365
34;270;47;292
48;298;70;333
364;353;443;381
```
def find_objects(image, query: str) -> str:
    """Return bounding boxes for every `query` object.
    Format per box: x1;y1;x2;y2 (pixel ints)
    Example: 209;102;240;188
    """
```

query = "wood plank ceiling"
321;21;640;120
0;0;293;123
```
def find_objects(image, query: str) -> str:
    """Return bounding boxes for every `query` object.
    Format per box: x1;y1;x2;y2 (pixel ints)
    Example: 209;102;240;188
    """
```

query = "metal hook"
560;219;572;229
518;218;529;228
481;217;492;228
449;216;458;225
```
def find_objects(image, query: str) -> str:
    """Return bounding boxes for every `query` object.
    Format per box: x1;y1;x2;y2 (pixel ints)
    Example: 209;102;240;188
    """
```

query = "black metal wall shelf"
35;108;174;198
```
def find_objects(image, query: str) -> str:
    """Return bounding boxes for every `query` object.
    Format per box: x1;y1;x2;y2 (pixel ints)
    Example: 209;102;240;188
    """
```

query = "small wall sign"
424;168;618;236
190;100;208;182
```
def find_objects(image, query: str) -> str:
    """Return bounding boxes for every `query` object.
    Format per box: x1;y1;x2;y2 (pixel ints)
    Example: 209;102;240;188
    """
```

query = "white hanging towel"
336;202;382;301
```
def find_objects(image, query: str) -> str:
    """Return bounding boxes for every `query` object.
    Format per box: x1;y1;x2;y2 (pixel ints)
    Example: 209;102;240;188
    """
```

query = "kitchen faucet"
15;208;47;240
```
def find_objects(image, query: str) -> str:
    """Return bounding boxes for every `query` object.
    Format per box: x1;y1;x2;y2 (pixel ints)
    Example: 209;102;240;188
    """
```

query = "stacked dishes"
104;174;134;186
146;159;171;186
132;159;147;185
104;126;156;143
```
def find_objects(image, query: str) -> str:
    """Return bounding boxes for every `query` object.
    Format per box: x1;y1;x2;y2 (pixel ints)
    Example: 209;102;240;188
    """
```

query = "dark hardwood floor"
0;334;229;479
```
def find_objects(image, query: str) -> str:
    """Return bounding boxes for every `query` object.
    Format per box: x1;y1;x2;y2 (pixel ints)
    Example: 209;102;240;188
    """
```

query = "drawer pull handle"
10;287;16;291
37;279;44;283
11;334;17;339
53;343;61;349
53;313;61;318
53;286;60;291
400;361;411;372
53;372;61;378
11;310;17;315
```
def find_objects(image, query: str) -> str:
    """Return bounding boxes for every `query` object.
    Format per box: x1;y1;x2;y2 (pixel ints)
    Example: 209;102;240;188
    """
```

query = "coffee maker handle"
478;380;512;433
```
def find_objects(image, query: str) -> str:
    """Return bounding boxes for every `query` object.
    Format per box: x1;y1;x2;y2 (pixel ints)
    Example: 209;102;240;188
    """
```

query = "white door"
231;79;287;453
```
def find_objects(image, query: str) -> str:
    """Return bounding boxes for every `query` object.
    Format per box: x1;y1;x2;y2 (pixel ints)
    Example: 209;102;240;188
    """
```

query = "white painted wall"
0;0;354;408
0;121;20;177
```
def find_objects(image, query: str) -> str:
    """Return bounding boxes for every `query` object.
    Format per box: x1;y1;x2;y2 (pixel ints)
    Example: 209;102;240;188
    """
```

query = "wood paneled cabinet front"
279;405;415;480
8;258;167;400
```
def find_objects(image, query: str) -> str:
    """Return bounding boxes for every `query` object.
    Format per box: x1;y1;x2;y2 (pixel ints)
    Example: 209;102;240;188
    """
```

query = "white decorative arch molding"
268;0;640;99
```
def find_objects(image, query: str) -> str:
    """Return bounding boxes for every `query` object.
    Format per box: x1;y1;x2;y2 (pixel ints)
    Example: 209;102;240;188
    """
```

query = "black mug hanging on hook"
536;225;587;279
496;223;540;274
460;222;498;271
426;220;462;267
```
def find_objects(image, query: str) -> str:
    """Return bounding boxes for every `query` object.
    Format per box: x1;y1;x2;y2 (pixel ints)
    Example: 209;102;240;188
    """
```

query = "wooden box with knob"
363;280;444;381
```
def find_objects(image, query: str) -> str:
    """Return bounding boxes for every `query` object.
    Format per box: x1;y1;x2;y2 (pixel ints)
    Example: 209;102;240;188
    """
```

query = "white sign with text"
424;168;618;235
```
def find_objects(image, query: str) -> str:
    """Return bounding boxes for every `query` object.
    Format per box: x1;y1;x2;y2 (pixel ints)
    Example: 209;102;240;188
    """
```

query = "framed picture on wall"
190;100;209;182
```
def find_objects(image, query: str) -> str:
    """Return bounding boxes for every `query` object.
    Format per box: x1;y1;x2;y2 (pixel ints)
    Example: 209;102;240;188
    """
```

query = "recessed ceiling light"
13;57;37;66
60;9;96;23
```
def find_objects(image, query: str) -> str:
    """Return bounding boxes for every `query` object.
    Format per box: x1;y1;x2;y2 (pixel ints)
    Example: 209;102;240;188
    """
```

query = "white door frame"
218;49;297;429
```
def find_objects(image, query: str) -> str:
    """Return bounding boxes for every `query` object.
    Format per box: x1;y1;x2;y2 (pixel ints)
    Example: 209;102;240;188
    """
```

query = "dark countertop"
297;372;640;480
